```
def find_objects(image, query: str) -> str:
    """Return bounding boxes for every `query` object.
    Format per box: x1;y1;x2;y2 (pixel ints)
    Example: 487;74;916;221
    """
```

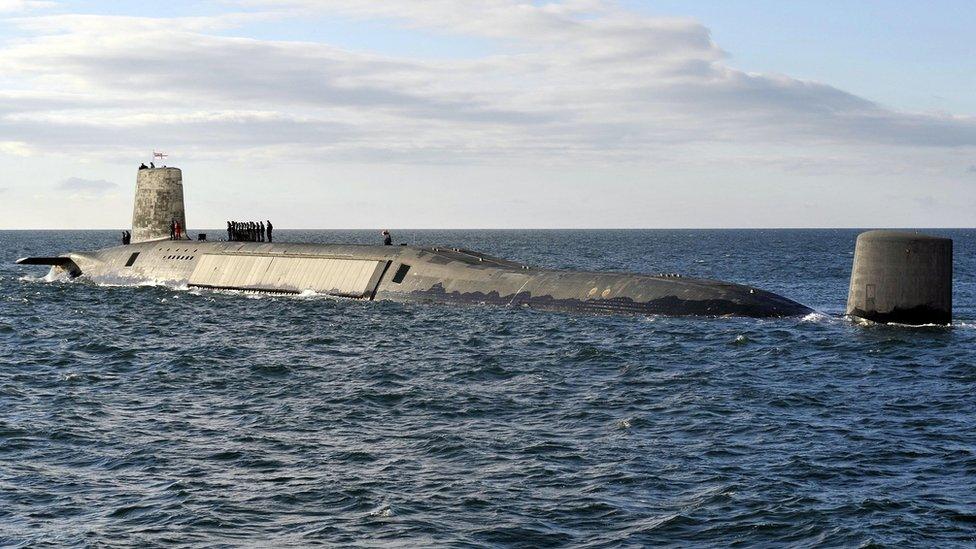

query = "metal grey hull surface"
19;240;812;318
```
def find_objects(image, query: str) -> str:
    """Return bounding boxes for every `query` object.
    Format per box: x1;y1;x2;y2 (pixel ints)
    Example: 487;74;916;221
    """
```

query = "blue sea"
2;229;975;547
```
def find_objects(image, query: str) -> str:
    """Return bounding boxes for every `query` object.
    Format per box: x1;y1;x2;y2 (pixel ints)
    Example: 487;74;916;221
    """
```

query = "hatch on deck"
391;264;411;284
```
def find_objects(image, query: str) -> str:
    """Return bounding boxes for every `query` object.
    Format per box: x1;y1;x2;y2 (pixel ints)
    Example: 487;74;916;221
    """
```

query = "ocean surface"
2;229;975;547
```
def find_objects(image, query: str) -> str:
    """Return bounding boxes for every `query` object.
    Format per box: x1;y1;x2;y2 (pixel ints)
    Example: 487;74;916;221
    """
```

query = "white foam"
18;266;71;283
844;315;875;326
90;278;189;290
369;506;395;518
886;322;952;329
800;311;834;324
844;314;955;329
135;278;188;290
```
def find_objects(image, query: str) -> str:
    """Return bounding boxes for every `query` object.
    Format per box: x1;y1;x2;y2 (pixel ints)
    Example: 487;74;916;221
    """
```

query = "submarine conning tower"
131;166;185;243
846;230;952;325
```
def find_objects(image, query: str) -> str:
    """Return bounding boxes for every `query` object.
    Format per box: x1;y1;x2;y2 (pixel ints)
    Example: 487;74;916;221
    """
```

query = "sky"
0;0;973;229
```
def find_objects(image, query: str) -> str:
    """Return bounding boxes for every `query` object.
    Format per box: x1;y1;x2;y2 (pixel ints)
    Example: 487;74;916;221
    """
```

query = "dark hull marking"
847;306;951;326
393;282;811;318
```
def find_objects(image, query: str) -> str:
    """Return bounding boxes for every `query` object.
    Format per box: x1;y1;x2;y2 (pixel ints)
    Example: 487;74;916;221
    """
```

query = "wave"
184;285;347;302
844;314;955;330
18;266;71;283
800;311;834;324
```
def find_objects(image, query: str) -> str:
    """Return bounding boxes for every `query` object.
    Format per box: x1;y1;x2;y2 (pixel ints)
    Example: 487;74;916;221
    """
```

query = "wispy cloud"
0;0;56;13
0;0;973;167
0;140;34;156
57;176;118;195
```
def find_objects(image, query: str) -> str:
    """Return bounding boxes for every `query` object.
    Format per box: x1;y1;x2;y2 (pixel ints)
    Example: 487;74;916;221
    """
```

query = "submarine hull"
19;239;812;318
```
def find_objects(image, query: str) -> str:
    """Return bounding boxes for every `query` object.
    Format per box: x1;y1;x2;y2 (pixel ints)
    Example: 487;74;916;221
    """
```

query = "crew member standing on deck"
266;220;273;243
259;221;265;242
382;230;392;246
170;219;176;240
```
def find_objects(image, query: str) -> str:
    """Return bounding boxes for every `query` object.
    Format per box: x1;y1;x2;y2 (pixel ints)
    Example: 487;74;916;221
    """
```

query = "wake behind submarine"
16;166;952;324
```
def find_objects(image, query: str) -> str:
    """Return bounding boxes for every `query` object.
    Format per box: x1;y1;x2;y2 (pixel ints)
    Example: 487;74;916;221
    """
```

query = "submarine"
18;165;816;318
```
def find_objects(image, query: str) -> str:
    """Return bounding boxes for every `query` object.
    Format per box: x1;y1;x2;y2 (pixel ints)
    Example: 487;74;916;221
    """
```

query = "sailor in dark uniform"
382;230;392;246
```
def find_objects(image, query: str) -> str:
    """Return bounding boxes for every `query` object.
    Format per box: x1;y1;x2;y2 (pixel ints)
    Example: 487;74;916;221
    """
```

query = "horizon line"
2;227;973;231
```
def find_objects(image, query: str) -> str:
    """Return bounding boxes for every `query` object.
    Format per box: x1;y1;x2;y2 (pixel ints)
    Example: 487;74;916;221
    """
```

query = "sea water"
1;229;974;546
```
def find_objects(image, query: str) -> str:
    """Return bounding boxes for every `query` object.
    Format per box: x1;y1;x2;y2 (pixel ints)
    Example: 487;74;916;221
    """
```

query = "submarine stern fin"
15;256;82;277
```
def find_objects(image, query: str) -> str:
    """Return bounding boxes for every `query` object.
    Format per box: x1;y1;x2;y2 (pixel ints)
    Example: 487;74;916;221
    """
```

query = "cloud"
57;177;118;195
0;1;973;167
968;165;976;173
0;0;56;13
0;140;34;156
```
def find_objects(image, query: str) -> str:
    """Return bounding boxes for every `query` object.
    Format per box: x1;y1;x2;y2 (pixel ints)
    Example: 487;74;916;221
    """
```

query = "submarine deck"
19;239;813;318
